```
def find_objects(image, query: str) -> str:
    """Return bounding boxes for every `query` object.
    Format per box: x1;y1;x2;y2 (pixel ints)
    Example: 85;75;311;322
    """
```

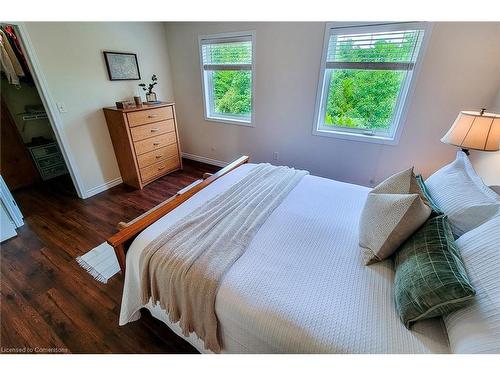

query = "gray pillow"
359;167;431;265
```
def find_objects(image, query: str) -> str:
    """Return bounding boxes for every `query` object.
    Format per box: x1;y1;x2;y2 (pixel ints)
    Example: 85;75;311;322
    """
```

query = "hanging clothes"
0;29;24;76
0;31;21;85
3;25;33;84
3;26;24;55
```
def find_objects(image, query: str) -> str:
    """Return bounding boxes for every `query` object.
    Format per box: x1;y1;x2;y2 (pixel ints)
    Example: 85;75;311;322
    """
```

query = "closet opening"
1;23;76;198
1;23;80;240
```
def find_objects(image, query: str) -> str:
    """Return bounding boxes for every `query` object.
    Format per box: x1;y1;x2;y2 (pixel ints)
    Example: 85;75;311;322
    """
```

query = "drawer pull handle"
150;128;160;132
148;114;158;118
158;167;165;171
153;142;160;146
155;155;162;159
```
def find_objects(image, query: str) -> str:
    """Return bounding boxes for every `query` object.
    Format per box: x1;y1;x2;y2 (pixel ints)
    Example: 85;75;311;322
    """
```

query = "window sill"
205;116;254;127
312;128;400;145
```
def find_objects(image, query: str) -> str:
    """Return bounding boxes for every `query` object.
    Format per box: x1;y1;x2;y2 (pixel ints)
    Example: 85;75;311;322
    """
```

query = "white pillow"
425;151;500;236
444;215;500;353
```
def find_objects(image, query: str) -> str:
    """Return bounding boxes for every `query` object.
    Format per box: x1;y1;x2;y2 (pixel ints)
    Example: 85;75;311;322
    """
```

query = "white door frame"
7;22;86;198
0;176;23;228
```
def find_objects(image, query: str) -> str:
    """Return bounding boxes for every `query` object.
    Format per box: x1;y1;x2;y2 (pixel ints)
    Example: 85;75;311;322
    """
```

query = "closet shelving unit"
18;111;49;121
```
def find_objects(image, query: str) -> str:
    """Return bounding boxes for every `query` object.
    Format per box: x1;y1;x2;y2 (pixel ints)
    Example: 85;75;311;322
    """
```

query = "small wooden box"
115;100;136;109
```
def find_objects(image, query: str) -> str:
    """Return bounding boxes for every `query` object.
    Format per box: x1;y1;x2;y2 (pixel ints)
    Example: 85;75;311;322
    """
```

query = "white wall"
165;22;500;187
23;22;174;196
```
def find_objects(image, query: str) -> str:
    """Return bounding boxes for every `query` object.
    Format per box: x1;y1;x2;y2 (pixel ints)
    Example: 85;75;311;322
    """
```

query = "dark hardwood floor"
0;159;219;354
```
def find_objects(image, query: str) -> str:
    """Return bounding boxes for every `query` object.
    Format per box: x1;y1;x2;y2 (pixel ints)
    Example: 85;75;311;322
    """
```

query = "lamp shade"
441;111;500;152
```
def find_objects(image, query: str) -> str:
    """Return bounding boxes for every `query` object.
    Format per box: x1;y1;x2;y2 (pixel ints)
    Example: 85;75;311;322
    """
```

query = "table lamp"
441;109;500;155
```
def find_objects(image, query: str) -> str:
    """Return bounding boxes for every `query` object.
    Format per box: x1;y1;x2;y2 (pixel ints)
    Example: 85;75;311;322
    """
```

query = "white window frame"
199;30;256;127
312;22;431;145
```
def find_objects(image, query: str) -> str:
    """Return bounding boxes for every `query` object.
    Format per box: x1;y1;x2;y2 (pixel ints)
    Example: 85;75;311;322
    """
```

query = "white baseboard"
84;177;123;199
182;152;228;168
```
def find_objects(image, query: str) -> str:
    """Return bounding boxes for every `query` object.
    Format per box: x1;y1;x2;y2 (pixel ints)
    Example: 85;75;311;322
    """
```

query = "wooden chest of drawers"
103;102;182;189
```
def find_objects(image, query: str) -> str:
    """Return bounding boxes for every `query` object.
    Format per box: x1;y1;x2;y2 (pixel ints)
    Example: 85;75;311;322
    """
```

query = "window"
313;22;429;144
199;31;255;126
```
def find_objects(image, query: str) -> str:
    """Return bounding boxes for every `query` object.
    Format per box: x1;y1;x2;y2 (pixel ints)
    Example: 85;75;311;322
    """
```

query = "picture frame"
103;51;141;81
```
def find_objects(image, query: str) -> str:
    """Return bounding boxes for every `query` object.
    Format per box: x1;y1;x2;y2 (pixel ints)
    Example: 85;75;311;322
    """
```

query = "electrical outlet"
57;102;67;113
273;152;279;161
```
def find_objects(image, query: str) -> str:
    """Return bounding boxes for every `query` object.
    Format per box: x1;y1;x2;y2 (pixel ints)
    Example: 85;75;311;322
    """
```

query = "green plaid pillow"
416;174;443;215
394;215;475;328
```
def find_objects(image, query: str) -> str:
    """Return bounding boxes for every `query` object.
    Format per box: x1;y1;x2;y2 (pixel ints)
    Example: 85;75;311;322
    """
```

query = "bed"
111;157;450;353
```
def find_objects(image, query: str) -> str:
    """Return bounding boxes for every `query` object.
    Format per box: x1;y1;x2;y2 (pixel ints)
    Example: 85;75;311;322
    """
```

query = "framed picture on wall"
103;51;141;81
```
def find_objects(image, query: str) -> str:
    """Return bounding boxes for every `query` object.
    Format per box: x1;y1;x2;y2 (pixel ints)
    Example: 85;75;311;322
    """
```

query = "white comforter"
120;163;450;353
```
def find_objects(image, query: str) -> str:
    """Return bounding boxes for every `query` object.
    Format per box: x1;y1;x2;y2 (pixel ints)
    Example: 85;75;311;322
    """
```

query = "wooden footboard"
107;155;250;274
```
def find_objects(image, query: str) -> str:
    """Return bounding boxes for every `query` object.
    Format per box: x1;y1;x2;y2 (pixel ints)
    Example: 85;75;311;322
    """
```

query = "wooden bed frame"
107;155;250;273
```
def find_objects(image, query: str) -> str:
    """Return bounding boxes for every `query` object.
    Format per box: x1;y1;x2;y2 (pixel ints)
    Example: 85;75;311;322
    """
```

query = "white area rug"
76;181;204;283
76;242;120;283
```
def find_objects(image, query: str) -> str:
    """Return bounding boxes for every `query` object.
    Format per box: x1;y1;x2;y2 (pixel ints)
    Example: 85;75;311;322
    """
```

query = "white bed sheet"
120;163;450;353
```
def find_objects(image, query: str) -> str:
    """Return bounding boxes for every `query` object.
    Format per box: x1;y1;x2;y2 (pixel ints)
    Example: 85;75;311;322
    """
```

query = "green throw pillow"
394;215;475;328
415;174;442;215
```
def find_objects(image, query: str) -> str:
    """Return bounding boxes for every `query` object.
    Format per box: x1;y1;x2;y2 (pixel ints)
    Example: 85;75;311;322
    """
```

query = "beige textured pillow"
359;168;431;265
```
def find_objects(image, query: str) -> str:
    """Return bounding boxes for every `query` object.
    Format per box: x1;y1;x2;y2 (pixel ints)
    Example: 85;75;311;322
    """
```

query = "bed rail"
107;155;250;273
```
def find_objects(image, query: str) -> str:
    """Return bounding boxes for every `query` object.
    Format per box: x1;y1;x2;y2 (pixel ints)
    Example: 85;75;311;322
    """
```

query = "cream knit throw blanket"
139;163;308;352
